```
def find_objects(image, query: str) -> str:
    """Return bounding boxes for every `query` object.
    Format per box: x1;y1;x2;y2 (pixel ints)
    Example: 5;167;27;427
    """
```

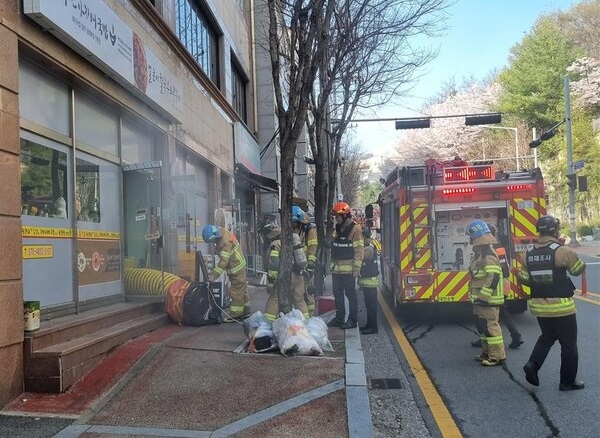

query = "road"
570;253;600;293
377;286;600;438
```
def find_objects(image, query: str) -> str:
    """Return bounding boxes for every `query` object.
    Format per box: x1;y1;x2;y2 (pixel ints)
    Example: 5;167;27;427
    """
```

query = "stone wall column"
0;22;25;406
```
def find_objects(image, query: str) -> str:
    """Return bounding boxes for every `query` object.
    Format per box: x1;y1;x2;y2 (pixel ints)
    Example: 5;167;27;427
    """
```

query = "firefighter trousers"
474;305;506;361
529;314;578;385
229;269;250;318
332;273;358;324
362;286;378;329
264;273;308;321
304;272;315;316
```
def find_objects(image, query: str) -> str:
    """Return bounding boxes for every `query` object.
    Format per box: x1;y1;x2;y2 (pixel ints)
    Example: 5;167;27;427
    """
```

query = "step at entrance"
24;302;168;393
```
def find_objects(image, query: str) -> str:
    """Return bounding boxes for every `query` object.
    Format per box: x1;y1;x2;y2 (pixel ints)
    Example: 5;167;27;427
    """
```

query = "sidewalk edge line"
345;326;374;438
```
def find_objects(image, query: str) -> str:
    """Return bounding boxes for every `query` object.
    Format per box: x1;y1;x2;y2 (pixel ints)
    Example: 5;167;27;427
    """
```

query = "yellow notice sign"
22;245;54;259
22;226;73;238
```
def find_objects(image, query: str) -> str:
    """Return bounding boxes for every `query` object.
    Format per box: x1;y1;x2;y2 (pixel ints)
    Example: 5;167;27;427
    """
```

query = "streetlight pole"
479;125;519;170
564;75;578;245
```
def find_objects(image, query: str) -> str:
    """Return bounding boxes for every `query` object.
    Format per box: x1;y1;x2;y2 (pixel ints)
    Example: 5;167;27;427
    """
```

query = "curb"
345;327;374;438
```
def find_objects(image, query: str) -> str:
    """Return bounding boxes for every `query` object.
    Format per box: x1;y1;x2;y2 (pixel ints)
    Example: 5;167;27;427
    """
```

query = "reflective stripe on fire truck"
399;205;432;270
402;271;470;302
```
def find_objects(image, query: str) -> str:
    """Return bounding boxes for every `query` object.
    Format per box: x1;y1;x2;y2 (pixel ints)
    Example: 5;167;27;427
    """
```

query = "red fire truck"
379;159;546;313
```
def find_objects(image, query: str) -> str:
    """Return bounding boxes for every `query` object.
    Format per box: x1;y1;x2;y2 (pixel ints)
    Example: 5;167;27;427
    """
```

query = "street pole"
564;75;578;246
532;128;538;168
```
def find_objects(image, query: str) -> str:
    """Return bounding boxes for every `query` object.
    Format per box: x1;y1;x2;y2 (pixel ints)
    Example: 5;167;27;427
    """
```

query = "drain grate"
368;378;402;390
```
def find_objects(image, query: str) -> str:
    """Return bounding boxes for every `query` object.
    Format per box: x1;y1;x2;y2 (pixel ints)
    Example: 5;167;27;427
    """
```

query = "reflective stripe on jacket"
468;247;504;306
212;227;246;277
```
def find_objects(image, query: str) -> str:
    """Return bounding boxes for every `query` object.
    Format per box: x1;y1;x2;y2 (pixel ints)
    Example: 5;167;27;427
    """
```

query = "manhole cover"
368;378;402;389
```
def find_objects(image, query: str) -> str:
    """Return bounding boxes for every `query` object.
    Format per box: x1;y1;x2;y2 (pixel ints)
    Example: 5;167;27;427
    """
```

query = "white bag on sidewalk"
272;310;323;357
306;317;334;352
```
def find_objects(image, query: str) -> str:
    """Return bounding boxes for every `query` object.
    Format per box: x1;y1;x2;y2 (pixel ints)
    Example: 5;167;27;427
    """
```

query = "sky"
353;0;581;157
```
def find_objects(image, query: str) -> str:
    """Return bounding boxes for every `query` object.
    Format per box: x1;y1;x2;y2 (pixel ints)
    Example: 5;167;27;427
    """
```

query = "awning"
235;163;279;192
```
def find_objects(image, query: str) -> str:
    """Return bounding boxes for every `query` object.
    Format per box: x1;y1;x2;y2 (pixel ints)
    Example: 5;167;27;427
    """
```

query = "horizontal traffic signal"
464;113;502;126
395;118;431;130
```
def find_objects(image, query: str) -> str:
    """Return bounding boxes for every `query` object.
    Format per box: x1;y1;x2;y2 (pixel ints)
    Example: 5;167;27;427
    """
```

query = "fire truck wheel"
506;300;528;314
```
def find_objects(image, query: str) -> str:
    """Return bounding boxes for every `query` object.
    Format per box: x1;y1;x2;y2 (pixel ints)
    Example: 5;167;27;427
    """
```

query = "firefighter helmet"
332;201;351;215
202;225;222;243
292;205;308;223
258;221;280;240
536;215;560;236
465;220;490;239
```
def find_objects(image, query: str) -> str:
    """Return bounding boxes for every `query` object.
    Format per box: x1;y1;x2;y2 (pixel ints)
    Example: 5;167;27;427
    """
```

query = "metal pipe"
564;75;578;245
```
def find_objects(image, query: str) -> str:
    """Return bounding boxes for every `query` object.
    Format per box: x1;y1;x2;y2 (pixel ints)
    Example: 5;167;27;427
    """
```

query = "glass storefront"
19;61;169;311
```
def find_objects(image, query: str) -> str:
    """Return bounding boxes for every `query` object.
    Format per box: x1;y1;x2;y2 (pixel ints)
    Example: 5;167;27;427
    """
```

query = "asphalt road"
570;253;600;293
387;295;600;438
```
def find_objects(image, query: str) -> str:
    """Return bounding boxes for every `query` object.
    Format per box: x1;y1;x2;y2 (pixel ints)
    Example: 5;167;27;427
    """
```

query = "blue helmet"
465;220;490;240
292;205;308;223
202;225;222;243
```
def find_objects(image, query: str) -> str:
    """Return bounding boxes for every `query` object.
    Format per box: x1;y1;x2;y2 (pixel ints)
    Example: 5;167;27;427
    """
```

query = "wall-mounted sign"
22;245;54;259
234;122;261;175
24;0;183;121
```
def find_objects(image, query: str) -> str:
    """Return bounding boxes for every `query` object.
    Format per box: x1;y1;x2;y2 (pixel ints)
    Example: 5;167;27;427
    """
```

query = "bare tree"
306;0;450;291
339;136;370;207
262;0;335;312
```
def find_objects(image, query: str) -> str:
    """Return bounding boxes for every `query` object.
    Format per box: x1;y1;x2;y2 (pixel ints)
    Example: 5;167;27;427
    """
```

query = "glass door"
123;162;164;273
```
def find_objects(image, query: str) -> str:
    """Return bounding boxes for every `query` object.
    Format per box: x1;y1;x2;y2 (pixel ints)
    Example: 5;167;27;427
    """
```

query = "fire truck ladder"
405;165;436;269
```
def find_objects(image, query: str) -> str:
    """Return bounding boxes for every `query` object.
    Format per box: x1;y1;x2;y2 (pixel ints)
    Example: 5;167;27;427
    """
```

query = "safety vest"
332;222;357;260
359;244;379;288
525;243;575;299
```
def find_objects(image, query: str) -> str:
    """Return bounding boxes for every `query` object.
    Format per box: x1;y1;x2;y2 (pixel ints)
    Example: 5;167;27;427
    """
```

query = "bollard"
581;270;587;296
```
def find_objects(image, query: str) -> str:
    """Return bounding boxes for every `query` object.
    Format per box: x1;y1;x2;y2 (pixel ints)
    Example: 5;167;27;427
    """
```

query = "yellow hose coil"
124;268;182;296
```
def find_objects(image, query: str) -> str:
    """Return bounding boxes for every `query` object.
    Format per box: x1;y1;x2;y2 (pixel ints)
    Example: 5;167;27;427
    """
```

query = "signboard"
24;0;183;121
572;160;584;171
234;122;261;175
22;245;54;259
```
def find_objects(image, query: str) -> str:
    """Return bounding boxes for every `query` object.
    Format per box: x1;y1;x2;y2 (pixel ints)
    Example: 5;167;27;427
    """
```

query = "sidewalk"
571;239;600;257
1;283;374;438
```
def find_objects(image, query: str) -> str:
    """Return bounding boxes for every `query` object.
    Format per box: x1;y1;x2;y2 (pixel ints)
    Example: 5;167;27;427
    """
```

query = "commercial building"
0;0;307;404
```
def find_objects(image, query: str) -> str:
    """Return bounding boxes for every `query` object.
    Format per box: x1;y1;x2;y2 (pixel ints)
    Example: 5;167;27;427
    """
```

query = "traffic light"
529;138;543;148
578;175;588;192
566;174;577;190
395;118;430;130
464;113;502;126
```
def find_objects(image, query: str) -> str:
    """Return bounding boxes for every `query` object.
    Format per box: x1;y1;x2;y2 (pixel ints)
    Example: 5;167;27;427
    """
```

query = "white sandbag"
248;321;278;353
306;316;334;352
272;310;323;357
243;311;267;339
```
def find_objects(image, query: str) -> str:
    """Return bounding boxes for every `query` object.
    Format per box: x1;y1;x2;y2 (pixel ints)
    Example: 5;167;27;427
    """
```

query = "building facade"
0;0;271;405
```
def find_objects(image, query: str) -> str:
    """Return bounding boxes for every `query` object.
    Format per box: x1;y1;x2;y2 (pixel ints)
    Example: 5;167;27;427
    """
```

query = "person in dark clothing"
471;224;523;349
359;226;379;335
514;215;586;391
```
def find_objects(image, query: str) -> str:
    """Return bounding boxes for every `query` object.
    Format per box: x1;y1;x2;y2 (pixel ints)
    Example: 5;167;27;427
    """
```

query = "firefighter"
328;201;364;329
514;215;586;391
258;221;281;298
465;220;506;366
264;214;309;322
359;226;379;335
471;224;523;349
292;206;318;316
202;225;250;322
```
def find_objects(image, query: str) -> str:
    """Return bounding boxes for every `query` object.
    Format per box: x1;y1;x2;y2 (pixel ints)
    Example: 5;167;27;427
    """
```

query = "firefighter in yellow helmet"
263;213;309;322
514;215;586;391
465;220;506;366
202;225;249;322
328;201;364;329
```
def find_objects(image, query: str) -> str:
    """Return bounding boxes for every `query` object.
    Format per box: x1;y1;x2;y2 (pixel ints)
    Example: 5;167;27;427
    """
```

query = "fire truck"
379;159;546;313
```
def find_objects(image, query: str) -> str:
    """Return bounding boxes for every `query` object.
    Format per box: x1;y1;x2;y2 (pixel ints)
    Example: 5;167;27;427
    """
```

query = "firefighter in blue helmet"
514;215;586;391
202;225;250;322
466;220;506;366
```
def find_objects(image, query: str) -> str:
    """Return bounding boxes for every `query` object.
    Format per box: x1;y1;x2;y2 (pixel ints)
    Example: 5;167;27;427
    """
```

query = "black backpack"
180;282;222;326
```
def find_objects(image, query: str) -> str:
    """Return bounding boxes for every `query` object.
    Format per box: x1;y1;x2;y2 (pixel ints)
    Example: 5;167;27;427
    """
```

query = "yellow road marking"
378;292;463;438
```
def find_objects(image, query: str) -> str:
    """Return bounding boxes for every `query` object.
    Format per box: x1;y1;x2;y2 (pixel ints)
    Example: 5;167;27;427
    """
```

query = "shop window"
74;92;119;156
122;117;155;164
20;138;68;219
231;58;248;123
176;0;220;86
75;157;101;223
19;62;70;136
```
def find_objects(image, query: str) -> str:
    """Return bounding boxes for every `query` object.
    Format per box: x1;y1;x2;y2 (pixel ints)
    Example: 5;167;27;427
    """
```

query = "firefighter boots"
523;361;540;386
559;380;585;391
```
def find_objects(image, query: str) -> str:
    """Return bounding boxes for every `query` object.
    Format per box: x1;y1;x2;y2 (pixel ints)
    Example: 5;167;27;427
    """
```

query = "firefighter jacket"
359;239;379;288
211;227;246;279
331;219;364;275
304;223;318;266
268;233;307;281
517;235;586;318
468;245;504;306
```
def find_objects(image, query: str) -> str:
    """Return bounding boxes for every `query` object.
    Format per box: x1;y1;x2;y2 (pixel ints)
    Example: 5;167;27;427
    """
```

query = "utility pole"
564;76;578;246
